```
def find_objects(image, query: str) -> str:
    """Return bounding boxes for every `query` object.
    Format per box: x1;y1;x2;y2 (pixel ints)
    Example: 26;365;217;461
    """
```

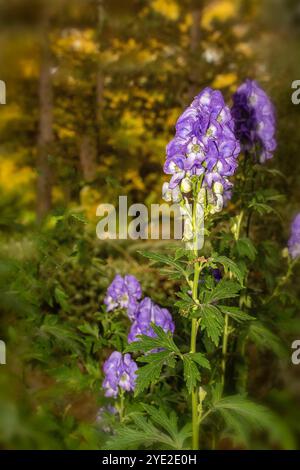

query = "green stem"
191;261;200;450
221;313;229;390
190;184;202;450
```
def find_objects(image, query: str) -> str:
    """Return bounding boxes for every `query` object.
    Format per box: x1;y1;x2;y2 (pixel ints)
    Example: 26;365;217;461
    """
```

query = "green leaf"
54;286;70;312
211;255;244;285
38;315;82;353
143;406;192;450
142;404;178;440
77;322;99;340
138;251;187;279
105;415;174;450
197;304;224;346
236;238;257;261
125;324;180;355
134;350;176;396
69;212;88;224
188;352;211;370
211;395;296;449
218;305;255;323
248;321;286;357
205;279;241;303
175;290;195;310
183;355;200;394
105;409;191;450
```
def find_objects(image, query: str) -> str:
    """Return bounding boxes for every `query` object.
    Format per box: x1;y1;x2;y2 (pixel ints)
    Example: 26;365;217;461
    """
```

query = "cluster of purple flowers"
102;351;138;398
102;274;175;398
128;297;175;343
163;87;240;202
231;79;276;163
104;274;142;320
288;213;300;259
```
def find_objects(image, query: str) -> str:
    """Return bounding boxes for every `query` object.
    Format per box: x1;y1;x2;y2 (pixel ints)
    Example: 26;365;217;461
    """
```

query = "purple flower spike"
231;79;276;163
288;213;300;259
163;87;240;202
104;274;142;320
102;351;138;398
128;297;175;343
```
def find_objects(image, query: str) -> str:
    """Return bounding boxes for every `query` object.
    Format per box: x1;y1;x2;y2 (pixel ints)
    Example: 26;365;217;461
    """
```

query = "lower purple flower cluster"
104;274;142;320
102;274;175;398
103;351;137;398
128;297;175;343
288;213;300;259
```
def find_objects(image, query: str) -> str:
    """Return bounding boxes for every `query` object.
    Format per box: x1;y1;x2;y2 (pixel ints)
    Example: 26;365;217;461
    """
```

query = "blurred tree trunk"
37;7;53;221
79;0;105;183
79;135;97;182
96;70;104;132
96;0;105;148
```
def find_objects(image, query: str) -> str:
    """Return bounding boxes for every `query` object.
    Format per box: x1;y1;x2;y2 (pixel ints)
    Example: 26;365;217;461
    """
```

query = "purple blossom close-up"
104;274;142;320
102;351;138;398
231;79;276;163
128;297;175;343
163;87;240;196
288;213;300;259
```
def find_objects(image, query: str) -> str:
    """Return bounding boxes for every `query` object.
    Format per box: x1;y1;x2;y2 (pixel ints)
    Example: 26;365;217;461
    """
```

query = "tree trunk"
79;135;97;182
95;0;105;149
36;9;53;221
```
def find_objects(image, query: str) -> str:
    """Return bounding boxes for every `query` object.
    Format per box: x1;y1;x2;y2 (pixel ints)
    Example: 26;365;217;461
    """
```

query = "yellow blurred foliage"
137;49;157;64
56;29;97;56
19;59;39;79
0;104;22;130
117;111;145;140
179;14;193;33
125;169;145;191
202;1;238;30
57;127;76;140
0;159;35;202
80;186;101;220
152;0;180;21
212;72;237;90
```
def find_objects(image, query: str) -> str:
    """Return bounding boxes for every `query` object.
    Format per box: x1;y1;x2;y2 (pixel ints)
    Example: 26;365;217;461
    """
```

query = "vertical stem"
221;313;229;390
191;261;200;450
190;186;201;449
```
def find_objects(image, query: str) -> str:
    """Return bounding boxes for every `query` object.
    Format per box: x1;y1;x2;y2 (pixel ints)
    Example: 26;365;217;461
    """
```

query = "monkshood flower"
163;87;240;205
128;297;175;343
288;213;300;259
104;274;142;320
102;351;137;398
231;79;276;163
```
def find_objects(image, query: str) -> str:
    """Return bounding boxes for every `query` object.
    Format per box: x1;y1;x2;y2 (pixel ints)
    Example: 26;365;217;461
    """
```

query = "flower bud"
172;186;182;202
162;182;172;202
213;181;223;195
180;177;192;193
